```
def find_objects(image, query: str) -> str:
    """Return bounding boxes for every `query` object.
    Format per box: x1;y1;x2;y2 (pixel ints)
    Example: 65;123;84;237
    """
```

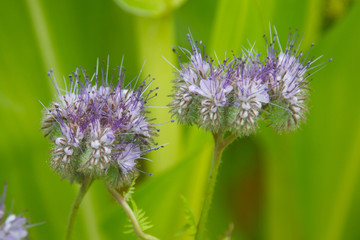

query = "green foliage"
177;194;197;237
124;178;136;199
124;199;153;234
264;99;295;132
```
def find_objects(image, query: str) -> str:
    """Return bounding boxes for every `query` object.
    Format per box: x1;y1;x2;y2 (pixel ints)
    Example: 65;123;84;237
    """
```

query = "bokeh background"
0;0;359;239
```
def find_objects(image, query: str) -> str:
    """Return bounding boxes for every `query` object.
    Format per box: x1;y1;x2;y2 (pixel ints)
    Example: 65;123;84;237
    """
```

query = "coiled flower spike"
170;34;233;132
41;60;161;188
264;28;332;132
41;59;165;240
170;31;331;135
228;49;271;135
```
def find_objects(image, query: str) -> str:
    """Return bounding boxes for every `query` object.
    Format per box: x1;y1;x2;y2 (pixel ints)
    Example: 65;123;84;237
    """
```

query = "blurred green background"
0;0;359;239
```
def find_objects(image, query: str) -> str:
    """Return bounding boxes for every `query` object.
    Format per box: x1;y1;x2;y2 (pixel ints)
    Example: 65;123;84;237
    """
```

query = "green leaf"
123;178;137;200
177;194;196;237
124;199;153;234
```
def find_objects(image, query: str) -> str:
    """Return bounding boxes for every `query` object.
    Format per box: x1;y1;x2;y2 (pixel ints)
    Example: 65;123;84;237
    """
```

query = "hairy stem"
66;176;93;240
106;186;159;240
221;134;237;149
196;132;236;240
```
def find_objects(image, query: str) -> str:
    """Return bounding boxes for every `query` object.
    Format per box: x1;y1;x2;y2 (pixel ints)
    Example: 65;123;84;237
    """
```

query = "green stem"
196;132;236;240
66;176;93;240
106;186;159;240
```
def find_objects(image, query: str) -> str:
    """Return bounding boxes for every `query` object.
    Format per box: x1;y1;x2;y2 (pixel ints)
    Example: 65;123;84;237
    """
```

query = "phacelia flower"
41;60;161;187
265;29;331;131
0;183;30;240
170;30;330;135
170;34;233;132
228;51;271;135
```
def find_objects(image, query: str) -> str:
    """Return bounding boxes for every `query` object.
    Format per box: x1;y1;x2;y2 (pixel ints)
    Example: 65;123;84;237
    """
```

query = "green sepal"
222;105;239;129
103;165;137;191
265;99;298;133
185;95;200;125
49;143;83;183
41;119;62;141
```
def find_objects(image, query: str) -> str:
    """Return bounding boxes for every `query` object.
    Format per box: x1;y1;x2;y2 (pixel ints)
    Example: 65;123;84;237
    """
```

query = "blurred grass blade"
134;15;183;173
79;186;102;240
210;0;249;54
25;0;61;86
326;122;360;240
114;0;187;17
302;0;323;43
114;0;166;17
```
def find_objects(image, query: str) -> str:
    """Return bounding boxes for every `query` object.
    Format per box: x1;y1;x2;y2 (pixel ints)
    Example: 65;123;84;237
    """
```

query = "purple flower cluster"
170;31;330;134
0;184;28;240
41;61;160;186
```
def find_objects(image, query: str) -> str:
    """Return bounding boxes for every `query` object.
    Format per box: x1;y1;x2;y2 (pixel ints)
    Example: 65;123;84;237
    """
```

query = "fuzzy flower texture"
170;31;331;135
0;183;29;240
41;62;160;187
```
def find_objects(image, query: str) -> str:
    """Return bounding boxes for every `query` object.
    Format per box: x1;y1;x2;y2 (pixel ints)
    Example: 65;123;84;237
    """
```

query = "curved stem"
221;134;237;149
65;176;93;240
196;132;236;240
106;186;159;240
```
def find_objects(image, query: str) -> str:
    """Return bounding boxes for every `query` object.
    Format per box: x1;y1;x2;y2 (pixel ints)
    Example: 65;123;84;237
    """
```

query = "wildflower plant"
41;59;160;240
0;183;31;240
169;29;331;240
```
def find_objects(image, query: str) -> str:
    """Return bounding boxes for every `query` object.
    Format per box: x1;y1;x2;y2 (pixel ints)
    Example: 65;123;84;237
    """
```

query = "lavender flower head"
41;60;161;187
170;30;330;135
264;29;331;131
170;34;233;132
0;183;29;240
227;50;271;135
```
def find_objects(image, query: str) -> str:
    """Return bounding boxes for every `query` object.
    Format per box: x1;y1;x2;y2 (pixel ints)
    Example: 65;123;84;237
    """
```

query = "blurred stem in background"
65;176;93;240
210;0;249;55
196;132;237;240
134;15;182;173
303;0;322;44
113;0;188;174
26;0;62;92
326;122;360;240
